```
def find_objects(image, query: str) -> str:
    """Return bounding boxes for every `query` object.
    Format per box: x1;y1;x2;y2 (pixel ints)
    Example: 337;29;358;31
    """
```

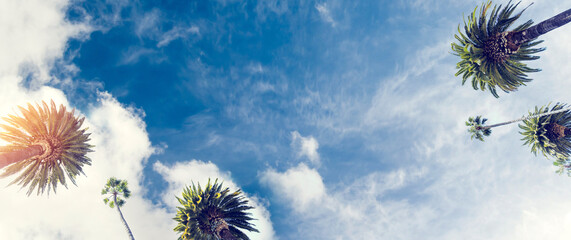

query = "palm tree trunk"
219;228;238;240
546;123;571;140
0;145;43;169
481;106;571;130
214;219;237;240
511;8;571;46
114;195;135;240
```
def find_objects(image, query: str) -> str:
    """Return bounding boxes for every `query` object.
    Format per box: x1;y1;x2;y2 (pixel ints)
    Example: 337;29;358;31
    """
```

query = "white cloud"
260;163;326;212
255;0;288;22
315;3;336;27
0;0;90;87
135;8;162;39
261;163;433;239
291;131;320;166
157;26;200;48
248;62;264;74
153;160;276;240
117;46;158;65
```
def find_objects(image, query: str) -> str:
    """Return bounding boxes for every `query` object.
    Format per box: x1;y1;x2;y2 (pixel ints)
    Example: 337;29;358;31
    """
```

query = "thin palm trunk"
0;145;43;169
114;194;135;240
219;228;238;240
215;219;237;240
511;7;571;46
479;106;571;130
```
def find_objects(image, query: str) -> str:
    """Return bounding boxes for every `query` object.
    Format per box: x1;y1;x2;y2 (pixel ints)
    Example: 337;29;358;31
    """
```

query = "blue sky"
3;0;571;239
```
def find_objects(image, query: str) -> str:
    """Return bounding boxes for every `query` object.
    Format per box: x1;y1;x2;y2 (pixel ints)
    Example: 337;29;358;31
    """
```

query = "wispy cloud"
255;0;288;22
117;46;158;65
315;3;336;27
157;26;200;48
135;8;161;39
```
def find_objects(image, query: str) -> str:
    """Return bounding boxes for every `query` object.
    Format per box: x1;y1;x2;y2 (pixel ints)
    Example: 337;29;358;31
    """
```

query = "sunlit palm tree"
467;103;571;170
102;177;135;240
0;100;93;196
173;179;259;240
452;1;571;97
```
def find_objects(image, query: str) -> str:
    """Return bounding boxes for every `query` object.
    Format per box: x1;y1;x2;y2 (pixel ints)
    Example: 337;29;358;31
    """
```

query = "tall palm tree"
0;100;93;196
102;177;135;240
467;103;571;165
173;179;259;240
452;1;571;98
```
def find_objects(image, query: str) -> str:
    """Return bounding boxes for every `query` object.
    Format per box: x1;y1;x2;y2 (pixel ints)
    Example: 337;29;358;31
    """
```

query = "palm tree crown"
466;116;492;141
452;0;544;97
519;103;571;160
0;100;93;196
173;179;259;240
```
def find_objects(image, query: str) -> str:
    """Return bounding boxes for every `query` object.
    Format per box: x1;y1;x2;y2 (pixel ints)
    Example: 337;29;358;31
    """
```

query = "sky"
2;0;571;239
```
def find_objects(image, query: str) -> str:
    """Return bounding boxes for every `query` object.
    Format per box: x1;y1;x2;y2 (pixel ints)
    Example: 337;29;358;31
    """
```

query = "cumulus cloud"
153;160;276;240
291;131;320;166
261;161;433;239
260;163;326;212
0;0;90;87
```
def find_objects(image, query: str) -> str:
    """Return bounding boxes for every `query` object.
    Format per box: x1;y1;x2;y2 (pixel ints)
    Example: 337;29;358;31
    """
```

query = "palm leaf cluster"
519;103;571;160
174;179;258;240
0;100;93;195
553;158;571;176
102;177;131;208
466;116;492;141
452;0;544;98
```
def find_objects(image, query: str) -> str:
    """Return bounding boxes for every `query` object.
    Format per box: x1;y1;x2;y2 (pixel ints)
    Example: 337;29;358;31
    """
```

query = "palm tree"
467;103;571;164
452;1;571;98
102;177;135;240
0;100;93;196
173;179;259;240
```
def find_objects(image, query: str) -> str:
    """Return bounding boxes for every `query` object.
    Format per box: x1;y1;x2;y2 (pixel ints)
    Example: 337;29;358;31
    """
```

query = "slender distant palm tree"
467;103;571;161
173;179;259;240
0;100;93;196
102;177;135;240
452;0;571;98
